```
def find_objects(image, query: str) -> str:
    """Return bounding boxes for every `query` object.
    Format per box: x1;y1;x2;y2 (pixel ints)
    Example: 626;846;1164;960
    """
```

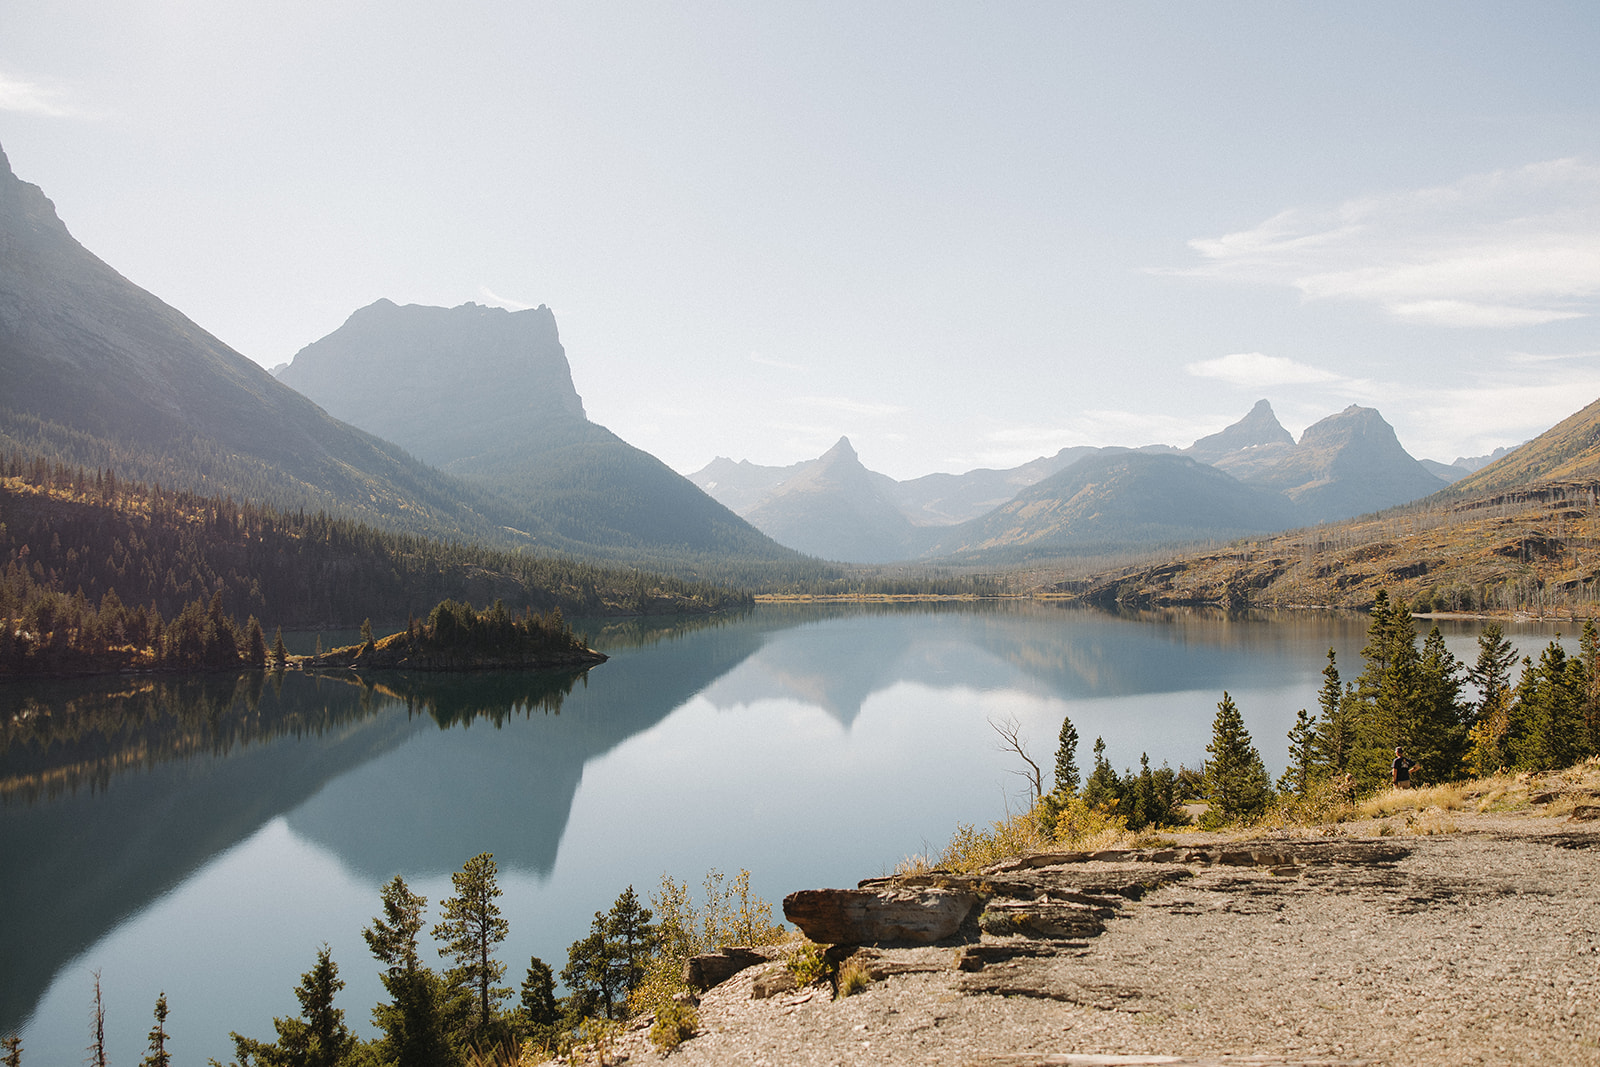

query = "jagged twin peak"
1191;400;1447;522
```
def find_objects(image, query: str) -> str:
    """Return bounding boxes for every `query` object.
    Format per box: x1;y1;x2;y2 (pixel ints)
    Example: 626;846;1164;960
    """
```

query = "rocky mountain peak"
1184;399;1295;463
278;299;585;467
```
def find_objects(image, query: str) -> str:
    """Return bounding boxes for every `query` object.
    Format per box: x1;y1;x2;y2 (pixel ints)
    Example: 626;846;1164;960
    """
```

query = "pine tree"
1415;625;1468;781
1203;692;1273;822
226;945;356;1067
433;853;510;1032
519;957;559;1030
140;992;171;1067
271;626;288;669
365;876;459;1067
245;615;268;668
1278;707;1319;797
1313;649;1353;774
1080;737;1123;813
561;919;615;1020
604;886;657;1008
1;1033;19;1067
1052;713;1080;796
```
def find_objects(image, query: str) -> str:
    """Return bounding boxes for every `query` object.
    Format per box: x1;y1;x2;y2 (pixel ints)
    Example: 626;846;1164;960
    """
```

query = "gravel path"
578;803;1600;1067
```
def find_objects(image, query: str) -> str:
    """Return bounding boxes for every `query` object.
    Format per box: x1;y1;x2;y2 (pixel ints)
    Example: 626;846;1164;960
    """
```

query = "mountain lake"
0;601;1584;1064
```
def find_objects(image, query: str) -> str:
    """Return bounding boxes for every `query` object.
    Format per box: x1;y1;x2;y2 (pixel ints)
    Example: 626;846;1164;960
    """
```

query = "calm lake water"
0;601;1582;1063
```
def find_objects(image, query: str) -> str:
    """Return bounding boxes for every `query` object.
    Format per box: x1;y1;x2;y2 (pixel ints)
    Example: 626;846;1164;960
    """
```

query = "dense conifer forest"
0;452;758;676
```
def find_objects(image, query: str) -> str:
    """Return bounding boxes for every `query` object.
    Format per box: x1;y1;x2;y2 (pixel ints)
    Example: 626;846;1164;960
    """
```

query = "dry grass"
1356;782;1467;820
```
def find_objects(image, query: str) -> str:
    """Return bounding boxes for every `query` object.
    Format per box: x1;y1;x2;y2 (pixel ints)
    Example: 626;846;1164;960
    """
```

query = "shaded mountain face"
740;437;937;563
1441;393;1600;499
0;143;497;541
927;451;1299;561
279;300;586;467
279;299;795;561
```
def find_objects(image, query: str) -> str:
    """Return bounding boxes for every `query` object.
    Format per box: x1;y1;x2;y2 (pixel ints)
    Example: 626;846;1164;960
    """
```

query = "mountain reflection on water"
3;602;1561;1062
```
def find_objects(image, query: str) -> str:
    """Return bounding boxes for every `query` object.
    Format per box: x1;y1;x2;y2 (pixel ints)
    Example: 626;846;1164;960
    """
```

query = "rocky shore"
582;778;1600;1066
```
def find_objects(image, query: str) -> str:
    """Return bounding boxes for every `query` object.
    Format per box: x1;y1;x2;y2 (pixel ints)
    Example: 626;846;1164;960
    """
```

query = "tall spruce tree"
364;876;460;1067
1053;713;1081;796
1278;708;1319;797
1313;650;1354;774
433;853;510;1034
1415;625;1468;781
1203;692;1273;822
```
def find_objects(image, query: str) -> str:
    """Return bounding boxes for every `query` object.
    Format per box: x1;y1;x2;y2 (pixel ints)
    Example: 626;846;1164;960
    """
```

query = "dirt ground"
571;775;1600;1067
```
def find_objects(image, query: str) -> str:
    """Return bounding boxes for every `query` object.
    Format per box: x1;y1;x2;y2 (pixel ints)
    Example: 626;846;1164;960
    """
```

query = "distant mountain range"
0;137;1580;579
1072;391;1600;613
691;399;1451;563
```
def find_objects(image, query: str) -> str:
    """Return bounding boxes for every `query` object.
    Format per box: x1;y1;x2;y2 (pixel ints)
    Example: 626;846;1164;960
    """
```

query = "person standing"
1392;747;1417;789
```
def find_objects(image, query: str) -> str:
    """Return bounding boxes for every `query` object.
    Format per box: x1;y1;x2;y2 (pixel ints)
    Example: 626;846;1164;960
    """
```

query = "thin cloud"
1177;159;1600;328
1185;352;1343;388
477;287;538;311
0;72;85;118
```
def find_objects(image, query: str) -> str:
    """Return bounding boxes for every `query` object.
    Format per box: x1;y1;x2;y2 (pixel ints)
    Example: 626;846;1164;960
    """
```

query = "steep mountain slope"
1216;405;1446;522
740;437;937;563
1438;394;1600;499
927;451;1300;561
891;446;1106;524
1182;398;1295;471
0;143;511;543
278;299;801;564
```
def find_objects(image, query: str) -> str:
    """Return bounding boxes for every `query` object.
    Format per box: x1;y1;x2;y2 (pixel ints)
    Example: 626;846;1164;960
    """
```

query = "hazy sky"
4;3;1599;479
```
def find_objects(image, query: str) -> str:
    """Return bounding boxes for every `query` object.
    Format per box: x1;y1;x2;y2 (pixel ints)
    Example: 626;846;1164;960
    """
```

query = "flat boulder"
783;886;980;946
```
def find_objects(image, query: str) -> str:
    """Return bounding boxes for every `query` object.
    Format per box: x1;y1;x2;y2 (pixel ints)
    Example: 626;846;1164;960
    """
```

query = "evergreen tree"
1278;707;1319;797
1465;624;1520;775
1203;692;1273;822
519;957;560;1030
1468;623;1518;728
560;918;616;1020
245;615;268;668
1581;620;1600;750
141;992;171;1067
365;876;458;1067
1415;625;1468;781
272;626;289;669
604;886;657;1008
1313;650;1353;774
432;853;510;1033
226;946;356;1067
1508;641;1588;770
1;1033;19;1067
1080;737;1123;813
1052;713;1080;796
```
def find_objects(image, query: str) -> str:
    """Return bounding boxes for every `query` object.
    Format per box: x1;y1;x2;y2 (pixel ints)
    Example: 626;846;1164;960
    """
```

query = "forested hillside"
0;454;752;667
